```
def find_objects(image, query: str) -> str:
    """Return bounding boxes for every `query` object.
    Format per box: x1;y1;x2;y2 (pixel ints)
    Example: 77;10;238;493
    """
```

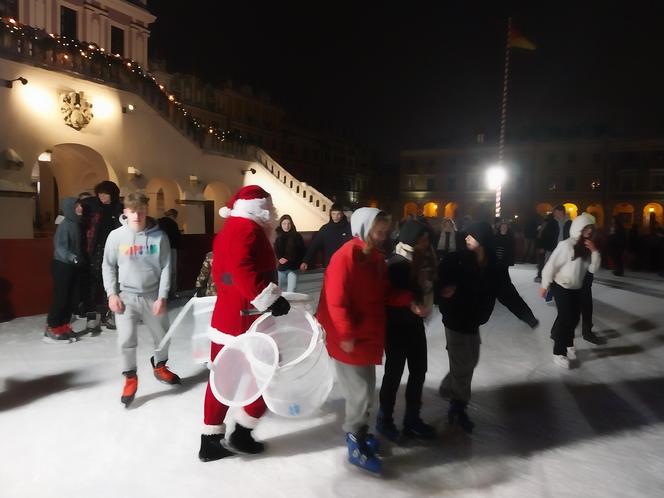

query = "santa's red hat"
219;185;272;219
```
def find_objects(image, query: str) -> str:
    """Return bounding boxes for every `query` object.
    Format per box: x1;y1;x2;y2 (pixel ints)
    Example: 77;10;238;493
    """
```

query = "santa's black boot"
198;434;235;462
226;424;265;454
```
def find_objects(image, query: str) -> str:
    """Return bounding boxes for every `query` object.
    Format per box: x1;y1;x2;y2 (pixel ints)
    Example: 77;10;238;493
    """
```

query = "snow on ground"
1;265;663;498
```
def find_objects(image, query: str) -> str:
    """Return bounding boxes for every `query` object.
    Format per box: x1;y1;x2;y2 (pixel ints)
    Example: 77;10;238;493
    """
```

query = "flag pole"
496;16;512;220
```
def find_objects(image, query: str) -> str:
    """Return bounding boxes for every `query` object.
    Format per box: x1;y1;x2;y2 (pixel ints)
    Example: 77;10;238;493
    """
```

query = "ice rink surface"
1;265;663;498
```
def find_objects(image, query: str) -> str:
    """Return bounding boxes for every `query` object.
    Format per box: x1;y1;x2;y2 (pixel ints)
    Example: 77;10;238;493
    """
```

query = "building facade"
0;3;333;239
400;139;664;230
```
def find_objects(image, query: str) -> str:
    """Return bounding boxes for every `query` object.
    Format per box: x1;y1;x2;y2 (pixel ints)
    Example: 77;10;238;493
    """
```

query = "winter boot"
102;310;116;330
582;329;606;345
86;312;101;335
527;316;540;329
199;433;235;462
448;400;475;434
375;409;400;442
44;325;73;342
121;371;138;407
403;409;436;440
150;356;181;385
226;424;265;454
346;432;382;474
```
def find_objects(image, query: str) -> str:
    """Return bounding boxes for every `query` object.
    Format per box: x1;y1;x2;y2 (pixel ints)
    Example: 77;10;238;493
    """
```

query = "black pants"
83;244;107;314
47;260;79;327
550;282;582;355
379;308;427;420
498;278;537;325
581;272;593;334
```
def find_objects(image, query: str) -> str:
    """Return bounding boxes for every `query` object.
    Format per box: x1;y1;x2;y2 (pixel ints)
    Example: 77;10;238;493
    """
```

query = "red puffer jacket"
317;238;389;365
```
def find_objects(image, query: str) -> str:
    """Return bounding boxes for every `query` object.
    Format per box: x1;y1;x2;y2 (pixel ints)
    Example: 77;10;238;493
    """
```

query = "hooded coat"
53;197;82;265
317;208;389;365
80;184;123;255
541;213;600;290
437;221;510;333
302;211;352;267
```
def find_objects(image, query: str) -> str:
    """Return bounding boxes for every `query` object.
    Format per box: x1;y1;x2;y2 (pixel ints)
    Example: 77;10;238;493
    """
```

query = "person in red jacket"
316;207;390;474
198;185;291;462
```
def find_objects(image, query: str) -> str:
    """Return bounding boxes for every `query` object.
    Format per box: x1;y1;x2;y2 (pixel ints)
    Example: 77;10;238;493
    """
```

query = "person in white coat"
540;213;600;369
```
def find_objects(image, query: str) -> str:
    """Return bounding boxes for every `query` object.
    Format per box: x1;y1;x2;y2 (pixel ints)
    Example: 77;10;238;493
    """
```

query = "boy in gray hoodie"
102;192;181;407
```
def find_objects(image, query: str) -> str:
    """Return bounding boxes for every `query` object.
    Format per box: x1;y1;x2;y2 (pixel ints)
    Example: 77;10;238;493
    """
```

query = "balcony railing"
0;18;247;157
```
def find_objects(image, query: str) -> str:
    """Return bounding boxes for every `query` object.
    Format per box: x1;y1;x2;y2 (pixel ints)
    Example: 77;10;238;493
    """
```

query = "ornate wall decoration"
60;91;94;131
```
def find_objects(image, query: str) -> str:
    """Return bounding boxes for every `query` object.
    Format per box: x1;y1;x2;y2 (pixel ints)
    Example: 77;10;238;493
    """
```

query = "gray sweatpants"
440;327;481;403
334;360;376;434
115;292;170;372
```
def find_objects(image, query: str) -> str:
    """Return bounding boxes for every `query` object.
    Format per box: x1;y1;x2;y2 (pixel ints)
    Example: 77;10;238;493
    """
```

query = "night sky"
148;2;664;162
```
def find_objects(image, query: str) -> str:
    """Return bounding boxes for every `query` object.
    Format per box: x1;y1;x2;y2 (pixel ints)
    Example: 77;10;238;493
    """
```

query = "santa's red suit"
202;185;281;436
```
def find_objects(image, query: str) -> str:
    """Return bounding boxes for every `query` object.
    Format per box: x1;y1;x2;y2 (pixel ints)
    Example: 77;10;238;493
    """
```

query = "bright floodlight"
486;166;507;190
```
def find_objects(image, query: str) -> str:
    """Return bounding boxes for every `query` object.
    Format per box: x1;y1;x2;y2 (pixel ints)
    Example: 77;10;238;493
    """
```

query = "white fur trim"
229;197;273;226
207;326;238;346
234;408;260;429
219;206;232;218
202;423;226;435
250;282;281;312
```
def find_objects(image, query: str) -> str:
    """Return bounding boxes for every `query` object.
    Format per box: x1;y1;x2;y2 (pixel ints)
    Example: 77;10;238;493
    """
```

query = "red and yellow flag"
508;27;536;50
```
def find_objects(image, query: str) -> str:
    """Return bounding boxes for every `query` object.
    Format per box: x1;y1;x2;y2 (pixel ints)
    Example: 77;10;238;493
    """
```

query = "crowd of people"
45;181;659;476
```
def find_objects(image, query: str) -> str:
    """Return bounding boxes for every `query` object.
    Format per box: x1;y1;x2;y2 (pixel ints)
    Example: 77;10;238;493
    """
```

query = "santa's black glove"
268;296;290;317
195;287;206;298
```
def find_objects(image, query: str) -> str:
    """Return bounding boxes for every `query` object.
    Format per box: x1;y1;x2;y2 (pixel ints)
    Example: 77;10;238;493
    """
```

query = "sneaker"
225;424;265;454
582;330;606;345
199;434;235;462
376;410;400;442
102;310;116;330
121;371;138;406
566;347;577;361
150;356;181;385
553;354;571;369
403;417;436;440
346;432;382;474
448;400;474;434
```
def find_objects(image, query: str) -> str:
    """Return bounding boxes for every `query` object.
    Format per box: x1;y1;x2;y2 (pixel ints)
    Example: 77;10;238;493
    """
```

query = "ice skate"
43;325;76;343
402;414;436;440
375;410;400;442
224;424;265;455
121;371;138;407
448;400;474;434
101;310;116;330
150;356;181;385
346;432;382;475
199;434;235;462
553;354;571;369
582;329;606;345
86;312;102;336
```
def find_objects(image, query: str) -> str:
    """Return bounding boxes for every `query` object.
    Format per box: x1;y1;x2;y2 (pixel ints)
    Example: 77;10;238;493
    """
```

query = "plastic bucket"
249;308;333;417
161;296;216;364
209;332;279;407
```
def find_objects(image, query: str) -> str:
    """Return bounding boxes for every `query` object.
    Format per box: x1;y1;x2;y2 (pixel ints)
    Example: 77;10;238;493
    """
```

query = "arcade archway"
423;202;438;218
586;203;604;228
613;202;635;227
203;181;233;233
643;202;663;230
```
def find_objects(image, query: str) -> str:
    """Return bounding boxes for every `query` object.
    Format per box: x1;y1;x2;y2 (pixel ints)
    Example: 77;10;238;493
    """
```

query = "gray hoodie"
102;217;171;299
53;197;81;265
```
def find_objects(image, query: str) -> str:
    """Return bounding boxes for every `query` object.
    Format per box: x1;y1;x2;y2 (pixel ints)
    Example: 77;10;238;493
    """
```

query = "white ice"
1;266;664;498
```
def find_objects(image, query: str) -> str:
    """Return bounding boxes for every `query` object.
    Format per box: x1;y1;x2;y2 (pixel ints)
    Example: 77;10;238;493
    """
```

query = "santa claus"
199;185;290;462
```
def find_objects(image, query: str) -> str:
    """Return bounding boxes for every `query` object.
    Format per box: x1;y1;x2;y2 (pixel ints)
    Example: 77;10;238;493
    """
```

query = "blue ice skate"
346;432;382;475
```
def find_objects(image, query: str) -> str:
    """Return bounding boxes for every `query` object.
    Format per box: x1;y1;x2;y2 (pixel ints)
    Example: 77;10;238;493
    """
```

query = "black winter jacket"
274;230;306;271
303;218;352;267
538;218;571;252
437;249;509;333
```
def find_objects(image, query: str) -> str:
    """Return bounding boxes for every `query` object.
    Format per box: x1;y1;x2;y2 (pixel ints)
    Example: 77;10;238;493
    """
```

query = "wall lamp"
241;168;256;175
3;77;28;88
127;166;142;178
122;103;136;113
189;174;200;186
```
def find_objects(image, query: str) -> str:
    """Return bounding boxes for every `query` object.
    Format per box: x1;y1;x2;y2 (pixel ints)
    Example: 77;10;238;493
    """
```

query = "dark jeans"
47;260;79;327
550;282;582;355
379;309;427;419
83;244;107;314
523;238;536;263
581;272;593;334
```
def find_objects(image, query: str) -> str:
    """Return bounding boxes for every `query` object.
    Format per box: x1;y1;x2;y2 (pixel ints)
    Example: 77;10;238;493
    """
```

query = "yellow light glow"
650;207;655;213
19;85;57;115
168;95;175;101
91;96;115;119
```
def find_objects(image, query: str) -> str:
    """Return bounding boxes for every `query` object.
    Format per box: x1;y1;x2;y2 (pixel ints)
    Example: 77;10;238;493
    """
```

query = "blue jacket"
53;197;82;265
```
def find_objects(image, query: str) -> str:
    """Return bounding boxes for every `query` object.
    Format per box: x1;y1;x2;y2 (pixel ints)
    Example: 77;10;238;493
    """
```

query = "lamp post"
486;165;507;219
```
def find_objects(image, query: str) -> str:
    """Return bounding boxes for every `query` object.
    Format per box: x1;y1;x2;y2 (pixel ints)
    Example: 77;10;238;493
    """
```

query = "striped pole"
496;16;512;219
